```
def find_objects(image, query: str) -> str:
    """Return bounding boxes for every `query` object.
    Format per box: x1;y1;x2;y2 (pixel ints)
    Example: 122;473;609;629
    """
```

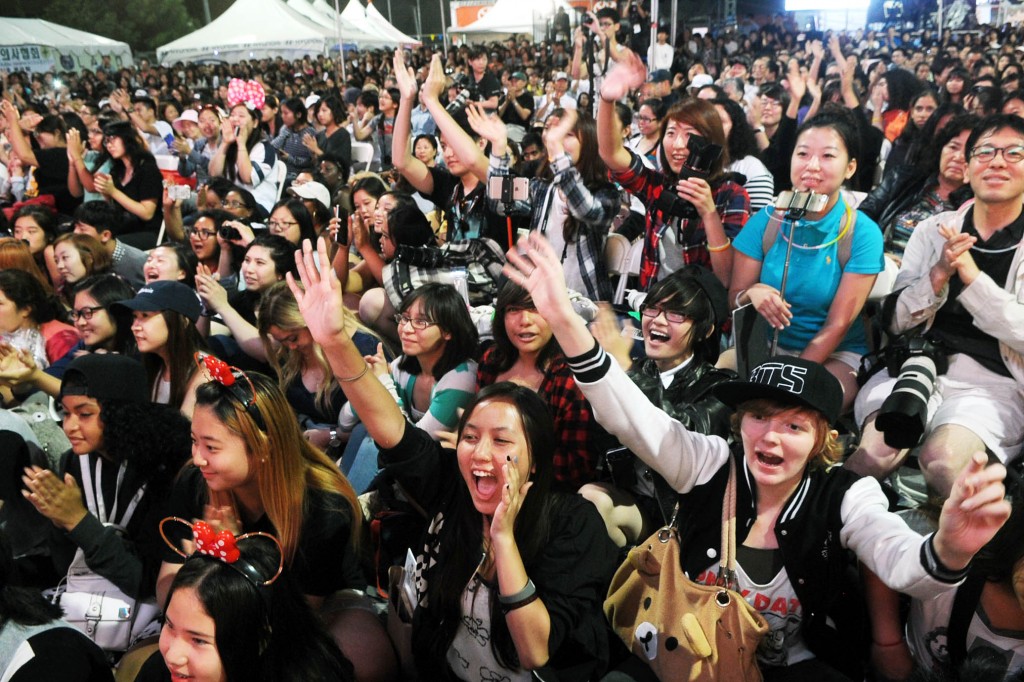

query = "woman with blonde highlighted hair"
257;281;384;448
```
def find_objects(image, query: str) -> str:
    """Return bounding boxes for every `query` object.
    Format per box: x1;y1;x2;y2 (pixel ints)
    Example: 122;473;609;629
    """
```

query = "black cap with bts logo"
713;356;843;425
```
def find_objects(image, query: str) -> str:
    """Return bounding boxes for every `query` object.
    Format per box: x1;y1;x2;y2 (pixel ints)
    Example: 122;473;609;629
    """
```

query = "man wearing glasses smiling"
851;113;1024;499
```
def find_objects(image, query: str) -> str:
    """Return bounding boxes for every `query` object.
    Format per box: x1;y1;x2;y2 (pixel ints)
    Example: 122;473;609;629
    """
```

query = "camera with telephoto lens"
875;335;949;449
446;73;474;115
654;134;723;222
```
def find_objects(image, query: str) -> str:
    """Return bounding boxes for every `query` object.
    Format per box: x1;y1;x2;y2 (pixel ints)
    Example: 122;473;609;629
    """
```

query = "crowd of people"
0;7;1023;682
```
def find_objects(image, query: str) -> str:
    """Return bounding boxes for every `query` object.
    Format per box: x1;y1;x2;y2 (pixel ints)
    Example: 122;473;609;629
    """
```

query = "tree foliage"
6;0;199;53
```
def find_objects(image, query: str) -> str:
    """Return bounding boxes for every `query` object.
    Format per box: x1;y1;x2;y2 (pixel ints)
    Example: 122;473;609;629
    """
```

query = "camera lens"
876;356;939;449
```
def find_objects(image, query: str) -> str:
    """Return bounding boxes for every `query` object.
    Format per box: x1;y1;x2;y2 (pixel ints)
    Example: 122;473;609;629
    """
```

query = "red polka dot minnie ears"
160;517;284;587
194;352;267;431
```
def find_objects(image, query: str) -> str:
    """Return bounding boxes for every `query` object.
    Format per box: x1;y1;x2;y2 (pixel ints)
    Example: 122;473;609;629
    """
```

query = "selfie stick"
769;190;828;355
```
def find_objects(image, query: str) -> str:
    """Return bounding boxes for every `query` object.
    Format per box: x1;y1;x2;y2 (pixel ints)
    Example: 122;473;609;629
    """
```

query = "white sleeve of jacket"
840;476;958;599
573;349;729;493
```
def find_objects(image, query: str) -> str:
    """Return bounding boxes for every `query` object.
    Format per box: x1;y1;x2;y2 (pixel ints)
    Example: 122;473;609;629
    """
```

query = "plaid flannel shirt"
489;151;620;301
612;150;750;288
477;347;604;488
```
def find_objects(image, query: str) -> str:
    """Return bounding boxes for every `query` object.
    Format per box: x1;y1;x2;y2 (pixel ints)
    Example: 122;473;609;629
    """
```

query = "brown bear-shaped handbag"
604;456;769;682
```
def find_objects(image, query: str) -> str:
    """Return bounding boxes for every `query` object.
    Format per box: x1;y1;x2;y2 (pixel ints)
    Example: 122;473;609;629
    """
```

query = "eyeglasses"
393;314;436;330
267;219;298;232
186;227;217;239
71;305;105;321
640;304;690;324
760;98;782;109
970;145;1024;163
635;115;658;123
224;200;247;209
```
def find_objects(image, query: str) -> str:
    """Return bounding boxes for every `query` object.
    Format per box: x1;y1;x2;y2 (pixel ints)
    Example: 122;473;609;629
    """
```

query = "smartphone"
168;184;191;201
234;125;240;137
487;176;529;203
333;206;347;245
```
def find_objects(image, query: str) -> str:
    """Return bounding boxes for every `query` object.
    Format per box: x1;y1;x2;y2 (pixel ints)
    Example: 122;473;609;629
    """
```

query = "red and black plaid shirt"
478;347;607;489
613;151;750;288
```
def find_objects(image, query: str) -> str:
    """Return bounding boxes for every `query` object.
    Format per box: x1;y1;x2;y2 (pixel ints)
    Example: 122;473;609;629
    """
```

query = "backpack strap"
947;571;986;670
762;200;858;269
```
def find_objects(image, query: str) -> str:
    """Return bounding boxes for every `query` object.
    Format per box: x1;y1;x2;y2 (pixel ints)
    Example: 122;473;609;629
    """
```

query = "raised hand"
599;48;646;102
393;48;419;103
543;107;577;157
286;237;350;346
503;232;576;326
934;452;1011;571
421;54;447;103
466;102;509;152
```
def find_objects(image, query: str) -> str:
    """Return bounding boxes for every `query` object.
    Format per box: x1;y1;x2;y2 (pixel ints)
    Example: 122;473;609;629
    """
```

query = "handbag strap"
717;456;739;589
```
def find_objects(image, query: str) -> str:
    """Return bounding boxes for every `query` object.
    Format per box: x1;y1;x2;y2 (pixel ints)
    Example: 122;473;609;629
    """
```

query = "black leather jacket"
623;359;735;522
859;164;973;244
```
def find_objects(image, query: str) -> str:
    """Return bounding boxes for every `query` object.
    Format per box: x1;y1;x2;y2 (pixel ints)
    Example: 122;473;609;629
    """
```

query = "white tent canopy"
340;0;399;44
458;0;571;39
0;18;133;73
460;0;573;38
310;0;397;48
157;0;336;63
286;0;388;47
364;1;421;46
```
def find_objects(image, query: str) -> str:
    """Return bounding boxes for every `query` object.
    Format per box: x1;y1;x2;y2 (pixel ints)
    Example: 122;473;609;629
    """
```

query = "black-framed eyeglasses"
224;200;247;210
635;115;658;123
393;314;436;330
970;145;1024;163
640;304;690;324
71;305;105;321
267;219;298;232
186;227;217;239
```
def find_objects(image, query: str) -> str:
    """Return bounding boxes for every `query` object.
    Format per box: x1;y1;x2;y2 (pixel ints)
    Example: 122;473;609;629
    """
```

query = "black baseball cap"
61;354;149;404
113;281;202;324
714;357;843;425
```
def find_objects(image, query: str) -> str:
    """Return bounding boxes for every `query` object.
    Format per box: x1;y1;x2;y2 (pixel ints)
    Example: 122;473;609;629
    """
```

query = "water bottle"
452;267;470;307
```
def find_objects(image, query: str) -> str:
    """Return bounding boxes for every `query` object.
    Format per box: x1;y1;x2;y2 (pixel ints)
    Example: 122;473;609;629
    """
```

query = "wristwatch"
329;428;341;448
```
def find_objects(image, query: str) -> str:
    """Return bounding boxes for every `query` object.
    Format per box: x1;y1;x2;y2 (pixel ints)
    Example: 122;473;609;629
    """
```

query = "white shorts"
855;353;1024;462
775;346;862;374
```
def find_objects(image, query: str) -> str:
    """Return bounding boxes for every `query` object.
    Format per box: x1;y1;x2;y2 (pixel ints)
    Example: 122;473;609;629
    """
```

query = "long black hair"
415;382;558;672
98;120;157;183
166;542;354;682
488;280;562;374
71;274;138;354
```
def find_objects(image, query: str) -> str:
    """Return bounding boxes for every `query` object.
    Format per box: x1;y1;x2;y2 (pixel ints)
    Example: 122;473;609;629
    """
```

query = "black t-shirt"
32;147;79;216
162;466;364;596
114;158;163;234
500;92;535;126
319;127;352;174
761;115;797;192
425;166;511;249
471;71;502;104
929;206;1024;378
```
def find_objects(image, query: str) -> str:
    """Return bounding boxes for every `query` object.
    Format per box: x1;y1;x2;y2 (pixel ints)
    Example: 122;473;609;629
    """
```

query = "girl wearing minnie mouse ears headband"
135;520;354;682
156;355;396;681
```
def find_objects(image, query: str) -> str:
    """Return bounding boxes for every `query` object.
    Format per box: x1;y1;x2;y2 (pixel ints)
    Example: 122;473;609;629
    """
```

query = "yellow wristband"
707;238;731;253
